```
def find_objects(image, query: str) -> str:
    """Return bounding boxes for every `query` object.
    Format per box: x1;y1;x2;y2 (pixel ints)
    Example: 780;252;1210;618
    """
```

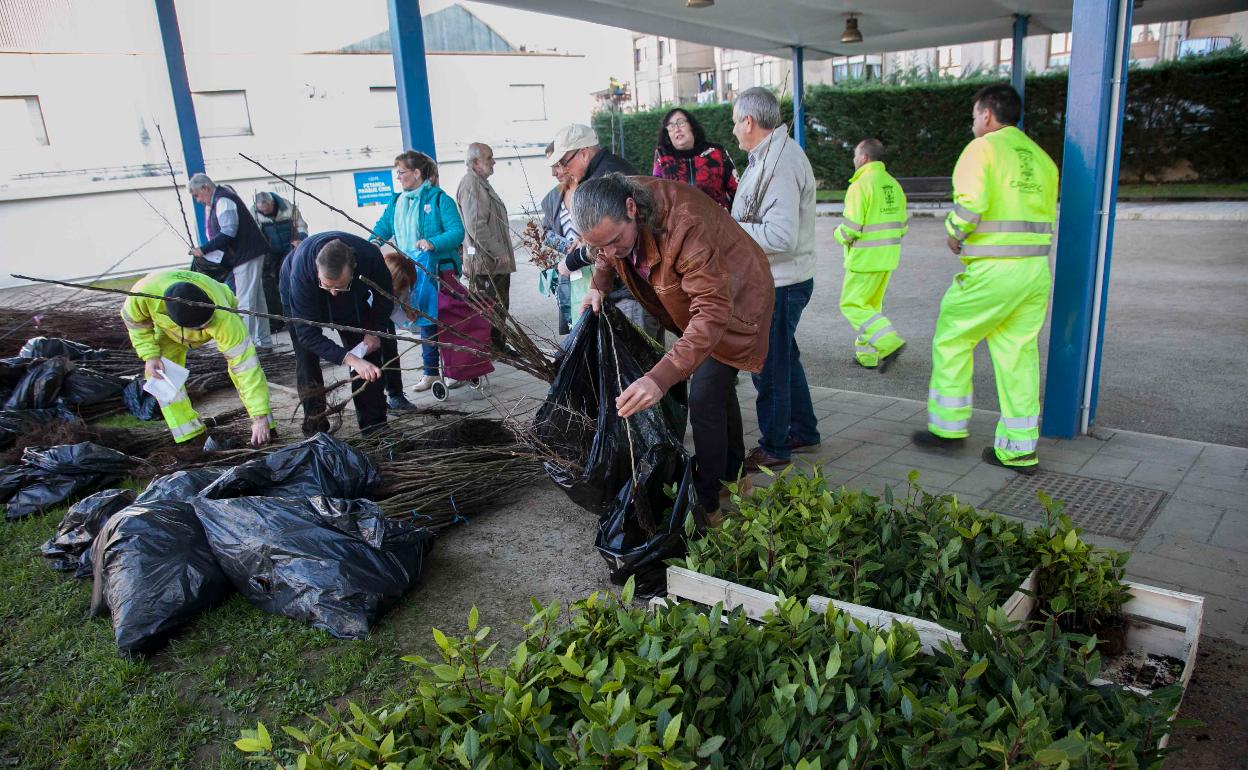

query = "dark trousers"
689;356;744;513
380;320;404;398
290;327;387;436
753;279;820;460
473;273;512;350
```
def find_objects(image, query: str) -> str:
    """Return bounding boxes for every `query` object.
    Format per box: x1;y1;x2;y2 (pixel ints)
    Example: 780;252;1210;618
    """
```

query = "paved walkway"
815;200;1248;221
411;364;1248;645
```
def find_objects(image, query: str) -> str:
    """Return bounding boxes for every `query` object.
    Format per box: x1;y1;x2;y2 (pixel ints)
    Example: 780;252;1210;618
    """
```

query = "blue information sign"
354;169;395;207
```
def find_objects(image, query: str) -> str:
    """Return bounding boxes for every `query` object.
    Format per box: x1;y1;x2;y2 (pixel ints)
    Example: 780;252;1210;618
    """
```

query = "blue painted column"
154;0;207;238
387;0;438;158
791;46;805;148
1012;14;1029;129
1042;0;1133;438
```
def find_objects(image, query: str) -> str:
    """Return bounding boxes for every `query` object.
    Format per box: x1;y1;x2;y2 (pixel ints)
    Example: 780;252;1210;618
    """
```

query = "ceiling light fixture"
686;0;714;8
841;14;863;44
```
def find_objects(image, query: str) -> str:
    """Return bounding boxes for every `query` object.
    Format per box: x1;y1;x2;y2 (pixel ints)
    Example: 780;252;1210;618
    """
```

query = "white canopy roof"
474;0;1248;59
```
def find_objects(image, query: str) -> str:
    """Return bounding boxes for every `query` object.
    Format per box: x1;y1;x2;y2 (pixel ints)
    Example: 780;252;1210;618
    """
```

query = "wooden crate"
664;565;1035;655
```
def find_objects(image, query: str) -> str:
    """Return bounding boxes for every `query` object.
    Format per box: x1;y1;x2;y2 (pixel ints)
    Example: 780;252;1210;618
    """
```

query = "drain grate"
983;471;1168;542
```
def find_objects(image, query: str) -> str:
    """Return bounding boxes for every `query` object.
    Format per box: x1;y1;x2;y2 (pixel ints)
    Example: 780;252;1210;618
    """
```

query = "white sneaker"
447;378;467;389
412;375;435;392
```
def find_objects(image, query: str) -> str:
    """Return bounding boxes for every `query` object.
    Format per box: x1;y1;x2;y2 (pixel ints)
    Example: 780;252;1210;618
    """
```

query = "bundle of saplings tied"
236;582;1185;769
680;468;1036;629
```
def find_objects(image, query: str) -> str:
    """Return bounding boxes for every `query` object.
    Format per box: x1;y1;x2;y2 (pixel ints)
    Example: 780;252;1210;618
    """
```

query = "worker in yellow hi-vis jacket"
122;269;273;446
912;84;1058;475
834;138;908;371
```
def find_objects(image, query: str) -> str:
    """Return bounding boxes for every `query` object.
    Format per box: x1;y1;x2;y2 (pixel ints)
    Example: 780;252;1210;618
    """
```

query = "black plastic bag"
40;488;135;575
58;367;126;408
122;378;161;421
0;408;79;450
0;357;32;401
19;337;108;362
595;449;698;597
135;468;226;503
90;500;232;655
193;496;433;639
3;356;71;411
1;442;137;520
534;307;687;516
199;433;380;500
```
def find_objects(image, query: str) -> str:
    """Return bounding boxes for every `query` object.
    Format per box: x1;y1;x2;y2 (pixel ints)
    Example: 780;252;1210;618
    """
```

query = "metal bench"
897;176;952;203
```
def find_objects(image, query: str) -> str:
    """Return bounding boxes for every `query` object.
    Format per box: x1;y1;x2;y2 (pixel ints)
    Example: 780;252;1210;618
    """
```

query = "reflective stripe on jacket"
834;161;907;272
944;126;1059;260
122;269;271;418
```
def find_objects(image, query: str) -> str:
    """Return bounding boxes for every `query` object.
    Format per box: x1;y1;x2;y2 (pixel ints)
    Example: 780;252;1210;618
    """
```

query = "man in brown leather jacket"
575;174;775;517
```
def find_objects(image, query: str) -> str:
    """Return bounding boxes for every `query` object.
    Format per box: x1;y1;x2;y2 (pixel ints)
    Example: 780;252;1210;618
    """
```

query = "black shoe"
911;430;965;451
876;343;906;374
981;446;1039;475
387;394;417;411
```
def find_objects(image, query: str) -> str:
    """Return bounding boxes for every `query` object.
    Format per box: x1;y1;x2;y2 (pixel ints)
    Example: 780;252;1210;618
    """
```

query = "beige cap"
547;124;599;166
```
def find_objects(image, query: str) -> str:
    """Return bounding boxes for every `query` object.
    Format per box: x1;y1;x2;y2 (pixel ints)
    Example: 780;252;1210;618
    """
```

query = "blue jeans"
752;279;820;460
420;324;439;376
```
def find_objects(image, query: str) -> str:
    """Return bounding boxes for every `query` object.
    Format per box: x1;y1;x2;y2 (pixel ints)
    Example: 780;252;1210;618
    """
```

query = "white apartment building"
630;11;1248;109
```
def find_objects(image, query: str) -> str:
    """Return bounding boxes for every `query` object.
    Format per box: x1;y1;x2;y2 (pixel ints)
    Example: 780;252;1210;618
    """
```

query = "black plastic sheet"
58;367;126;408
595;450;697;597
90;500;232;655
1;442;138;520
122;378;161;421
40;488;136;576
199;433;380;500
534;307;688;516
3;356;70;410
193;496;433;639
19;337;108;362
134;468;227;503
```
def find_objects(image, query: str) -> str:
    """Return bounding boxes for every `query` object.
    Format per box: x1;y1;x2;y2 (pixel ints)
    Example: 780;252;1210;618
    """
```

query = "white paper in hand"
142;357;189;404
347;341;369;359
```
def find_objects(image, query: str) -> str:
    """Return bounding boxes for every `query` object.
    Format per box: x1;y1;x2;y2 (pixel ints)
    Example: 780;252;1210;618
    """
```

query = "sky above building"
172;0;633;92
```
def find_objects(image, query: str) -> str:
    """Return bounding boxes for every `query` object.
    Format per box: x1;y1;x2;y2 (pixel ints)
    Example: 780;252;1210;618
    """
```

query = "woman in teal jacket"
372;151;465;390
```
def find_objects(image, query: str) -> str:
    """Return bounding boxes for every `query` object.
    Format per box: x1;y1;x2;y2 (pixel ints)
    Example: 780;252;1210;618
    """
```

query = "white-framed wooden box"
664;565;1037;654
661;567;1203;750
1092;582;1204;749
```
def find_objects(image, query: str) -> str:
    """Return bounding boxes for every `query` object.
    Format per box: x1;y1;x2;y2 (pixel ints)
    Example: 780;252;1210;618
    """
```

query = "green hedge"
593;52;1248;186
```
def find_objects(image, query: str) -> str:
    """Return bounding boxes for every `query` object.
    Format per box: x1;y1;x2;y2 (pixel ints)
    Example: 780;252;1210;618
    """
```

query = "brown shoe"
718;476;754;509
744;447;788;471
789;438;821;453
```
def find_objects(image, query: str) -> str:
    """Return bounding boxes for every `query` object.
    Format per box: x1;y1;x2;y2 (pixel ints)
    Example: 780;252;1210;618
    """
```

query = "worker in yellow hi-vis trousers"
834;138;908;371
912;84;1058;475
122;269;273;446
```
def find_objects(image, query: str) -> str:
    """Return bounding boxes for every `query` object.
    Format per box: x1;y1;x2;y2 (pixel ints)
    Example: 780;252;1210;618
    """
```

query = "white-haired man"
187;172;272;349
456;142;516;351
730;87;821;472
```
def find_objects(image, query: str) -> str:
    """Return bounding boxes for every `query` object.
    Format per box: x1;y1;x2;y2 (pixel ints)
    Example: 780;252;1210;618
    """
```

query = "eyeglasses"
666;119;691;130
318;278;352;294
554;149;578;168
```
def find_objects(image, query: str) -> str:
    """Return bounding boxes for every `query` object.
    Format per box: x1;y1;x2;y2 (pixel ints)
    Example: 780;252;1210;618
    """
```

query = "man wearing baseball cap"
547;124;662;341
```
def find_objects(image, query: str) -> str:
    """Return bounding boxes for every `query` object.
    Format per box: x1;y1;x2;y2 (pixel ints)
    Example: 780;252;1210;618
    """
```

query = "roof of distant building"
339;4;515;54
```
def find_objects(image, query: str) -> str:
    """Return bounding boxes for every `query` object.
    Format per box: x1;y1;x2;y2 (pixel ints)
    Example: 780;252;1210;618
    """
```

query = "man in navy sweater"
279;231;394;436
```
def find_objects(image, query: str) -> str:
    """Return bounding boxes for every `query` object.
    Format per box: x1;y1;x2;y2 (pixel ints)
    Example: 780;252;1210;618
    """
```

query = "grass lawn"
0;488;417;770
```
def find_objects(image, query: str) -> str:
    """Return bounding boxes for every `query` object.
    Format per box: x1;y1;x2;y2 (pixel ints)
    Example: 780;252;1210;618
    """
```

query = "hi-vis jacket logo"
1011;148;1043;193
881;183;899;212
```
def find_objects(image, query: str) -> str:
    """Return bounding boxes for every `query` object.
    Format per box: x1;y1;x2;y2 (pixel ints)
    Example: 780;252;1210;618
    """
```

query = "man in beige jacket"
456;142;516;350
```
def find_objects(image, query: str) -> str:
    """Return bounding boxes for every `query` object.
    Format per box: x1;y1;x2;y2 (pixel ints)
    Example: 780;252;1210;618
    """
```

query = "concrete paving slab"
1175;482;1245;510
871;460;960;490
1210;507;1248;553
835;425;914;449
1079;454;1141;480
1138;499;1227;545
1125;461;1191;492
1125;551;1248;602
889;446;984;475
828;442;901;471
